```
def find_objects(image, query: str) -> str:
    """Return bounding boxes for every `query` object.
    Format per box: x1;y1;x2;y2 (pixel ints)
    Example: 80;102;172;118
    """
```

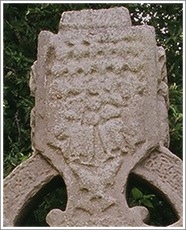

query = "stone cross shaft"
3;7;182;227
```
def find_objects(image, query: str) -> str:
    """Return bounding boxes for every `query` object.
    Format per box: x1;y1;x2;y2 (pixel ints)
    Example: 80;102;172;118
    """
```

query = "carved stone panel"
4;7;182;227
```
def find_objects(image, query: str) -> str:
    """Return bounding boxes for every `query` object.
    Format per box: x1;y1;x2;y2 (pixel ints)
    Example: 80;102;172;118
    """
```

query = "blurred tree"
3;3;183;226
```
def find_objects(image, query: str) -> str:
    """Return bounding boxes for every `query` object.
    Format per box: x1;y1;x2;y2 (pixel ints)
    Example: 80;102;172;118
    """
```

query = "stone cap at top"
59;7;132;30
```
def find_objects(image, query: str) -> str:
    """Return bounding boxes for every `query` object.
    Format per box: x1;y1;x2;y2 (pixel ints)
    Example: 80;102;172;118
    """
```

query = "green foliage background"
3;3;183;226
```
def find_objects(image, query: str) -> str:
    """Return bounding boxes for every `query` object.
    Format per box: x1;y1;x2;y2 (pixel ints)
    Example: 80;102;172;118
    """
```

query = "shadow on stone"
126;173;179;226
15;175;68;227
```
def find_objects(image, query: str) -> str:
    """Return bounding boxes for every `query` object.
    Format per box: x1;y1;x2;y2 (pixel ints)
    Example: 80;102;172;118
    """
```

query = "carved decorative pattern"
3;7;182;227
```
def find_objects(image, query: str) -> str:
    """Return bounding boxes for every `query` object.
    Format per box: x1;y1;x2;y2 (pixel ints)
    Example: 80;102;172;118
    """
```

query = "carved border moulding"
3;7;183;227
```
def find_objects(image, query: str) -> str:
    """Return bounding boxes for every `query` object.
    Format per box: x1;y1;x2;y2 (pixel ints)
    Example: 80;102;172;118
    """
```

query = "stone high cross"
3;7;183;227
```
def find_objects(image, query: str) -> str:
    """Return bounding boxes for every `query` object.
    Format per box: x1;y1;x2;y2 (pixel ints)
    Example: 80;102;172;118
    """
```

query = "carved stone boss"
3;7;183;227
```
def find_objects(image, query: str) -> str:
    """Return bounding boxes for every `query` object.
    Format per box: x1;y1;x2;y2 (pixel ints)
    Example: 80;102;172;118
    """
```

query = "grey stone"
3;7;182;227
3;153;58;226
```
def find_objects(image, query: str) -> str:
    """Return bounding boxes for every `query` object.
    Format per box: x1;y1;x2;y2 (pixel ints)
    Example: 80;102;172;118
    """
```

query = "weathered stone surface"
3;153;58;226
4;7;182;227
132;145;183;227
